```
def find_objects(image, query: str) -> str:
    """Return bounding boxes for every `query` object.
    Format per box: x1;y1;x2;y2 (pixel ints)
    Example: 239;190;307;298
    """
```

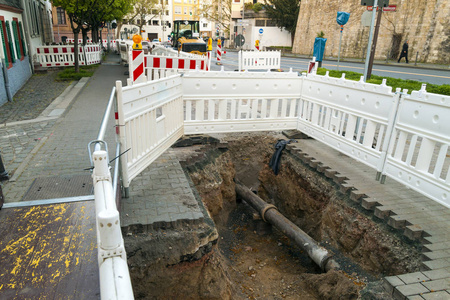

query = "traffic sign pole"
367;8;383;80
363;0;378;82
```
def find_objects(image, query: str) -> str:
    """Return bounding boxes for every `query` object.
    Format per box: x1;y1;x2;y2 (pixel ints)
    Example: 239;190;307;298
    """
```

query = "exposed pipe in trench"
235;180;340;272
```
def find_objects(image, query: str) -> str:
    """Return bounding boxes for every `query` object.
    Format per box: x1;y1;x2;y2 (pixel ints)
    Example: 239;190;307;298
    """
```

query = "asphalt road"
210;51;450;86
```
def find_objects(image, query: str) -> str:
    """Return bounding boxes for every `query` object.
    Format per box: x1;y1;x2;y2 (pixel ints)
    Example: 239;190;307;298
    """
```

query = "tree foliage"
124;0;161;35
199;0;232;36
264;0;300;38
51;0;133;71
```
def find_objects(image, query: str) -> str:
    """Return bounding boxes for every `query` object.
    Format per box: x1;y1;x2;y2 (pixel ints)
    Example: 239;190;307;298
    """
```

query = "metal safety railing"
88;87;134;300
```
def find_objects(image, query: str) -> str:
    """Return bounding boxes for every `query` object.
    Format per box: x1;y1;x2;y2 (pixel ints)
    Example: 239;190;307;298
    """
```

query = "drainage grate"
22;174;93;201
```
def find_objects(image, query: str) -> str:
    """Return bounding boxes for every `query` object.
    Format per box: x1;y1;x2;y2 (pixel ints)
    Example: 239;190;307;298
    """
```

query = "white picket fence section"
92;149;134;300
113;70;450;207
238;50;281;71
182;69;301;134
115;76;185;188
383;86;450;205
297;72;397;173
36;45;102;67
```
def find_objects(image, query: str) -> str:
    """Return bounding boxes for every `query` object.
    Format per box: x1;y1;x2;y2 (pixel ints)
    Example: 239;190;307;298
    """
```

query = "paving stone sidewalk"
287;139;450;300
1;53;126;203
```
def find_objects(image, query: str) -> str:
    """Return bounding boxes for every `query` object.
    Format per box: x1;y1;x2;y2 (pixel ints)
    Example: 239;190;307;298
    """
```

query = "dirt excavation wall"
124;134;422;299
293;0;450;64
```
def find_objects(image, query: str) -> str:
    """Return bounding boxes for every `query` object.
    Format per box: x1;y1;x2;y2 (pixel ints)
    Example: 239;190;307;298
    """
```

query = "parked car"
141;41;151;53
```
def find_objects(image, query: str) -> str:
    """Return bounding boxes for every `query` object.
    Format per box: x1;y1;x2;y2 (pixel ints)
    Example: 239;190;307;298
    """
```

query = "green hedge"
316;68;450;96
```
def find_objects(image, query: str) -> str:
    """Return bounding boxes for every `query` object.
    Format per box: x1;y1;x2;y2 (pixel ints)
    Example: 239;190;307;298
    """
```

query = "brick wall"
292;0;450;64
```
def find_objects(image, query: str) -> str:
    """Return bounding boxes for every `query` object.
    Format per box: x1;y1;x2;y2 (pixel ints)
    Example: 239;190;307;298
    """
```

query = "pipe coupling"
261;204;277;222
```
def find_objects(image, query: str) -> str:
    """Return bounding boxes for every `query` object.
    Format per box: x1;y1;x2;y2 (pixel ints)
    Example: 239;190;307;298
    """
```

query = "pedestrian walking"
398;40;409;63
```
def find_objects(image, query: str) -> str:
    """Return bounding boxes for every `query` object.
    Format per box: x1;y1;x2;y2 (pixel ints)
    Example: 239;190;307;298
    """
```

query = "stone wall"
293;0;450;64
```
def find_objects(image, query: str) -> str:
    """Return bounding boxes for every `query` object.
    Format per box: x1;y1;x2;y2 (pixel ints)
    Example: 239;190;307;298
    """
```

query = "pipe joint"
261;204;277;222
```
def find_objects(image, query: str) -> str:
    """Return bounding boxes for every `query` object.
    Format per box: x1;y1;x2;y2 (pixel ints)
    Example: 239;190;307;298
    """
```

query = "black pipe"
236;180;339;272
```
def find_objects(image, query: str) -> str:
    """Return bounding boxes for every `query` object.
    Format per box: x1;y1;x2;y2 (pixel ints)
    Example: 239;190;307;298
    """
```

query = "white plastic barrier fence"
127;51;209;84
115;75;184;188
182;69;301;134
238;50;281;71
92;150;134;300
36;45;102;67
297;72;397;174
115;70;450;207
382;86;450;207
84;44;102;65
37;45;87;67
66;38;93;44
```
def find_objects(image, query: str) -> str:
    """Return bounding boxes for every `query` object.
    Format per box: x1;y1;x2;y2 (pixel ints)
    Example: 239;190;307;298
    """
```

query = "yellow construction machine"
171;20;207;55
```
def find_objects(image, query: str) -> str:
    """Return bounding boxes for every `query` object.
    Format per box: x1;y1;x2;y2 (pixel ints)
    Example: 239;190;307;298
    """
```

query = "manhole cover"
22;174;93;201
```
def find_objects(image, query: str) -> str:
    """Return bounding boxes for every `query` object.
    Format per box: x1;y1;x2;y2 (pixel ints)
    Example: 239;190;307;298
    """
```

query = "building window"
255;19;265;26
12;18;25;60
266;19;276;27
0;17;13;68
174;0;181;2
234;0;240;3
28;0;41;36
184;7;187;14
151;9;158;14
175;6;181;14
165;10;169;15
152;20;159;26
57;7;66;25
203;23;208;28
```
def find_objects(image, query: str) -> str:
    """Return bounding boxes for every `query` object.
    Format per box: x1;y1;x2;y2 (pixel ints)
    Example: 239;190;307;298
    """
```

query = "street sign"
259;28;264;34
361;0;389;7
235;34;245;47
236;19;250;26
367;4;396;11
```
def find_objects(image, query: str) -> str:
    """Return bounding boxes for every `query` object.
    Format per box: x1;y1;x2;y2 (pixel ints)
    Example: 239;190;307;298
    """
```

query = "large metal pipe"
235;181;339;272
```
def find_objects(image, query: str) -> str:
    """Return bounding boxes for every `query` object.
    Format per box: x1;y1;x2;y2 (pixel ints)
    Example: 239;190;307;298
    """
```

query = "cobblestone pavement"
1;53;125;203
0;71;71;124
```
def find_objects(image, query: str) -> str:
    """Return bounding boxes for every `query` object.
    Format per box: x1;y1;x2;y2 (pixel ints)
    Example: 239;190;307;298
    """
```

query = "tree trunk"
82;28;89;45
74;30;80;73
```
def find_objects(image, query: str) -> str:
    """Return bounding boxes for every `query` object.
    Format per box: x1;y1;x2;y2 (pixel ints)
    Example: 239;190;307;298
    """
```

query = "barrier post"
207;38;212;71
216;38;222;65
255;39;260;51
131;34;145;84
308;56;317;75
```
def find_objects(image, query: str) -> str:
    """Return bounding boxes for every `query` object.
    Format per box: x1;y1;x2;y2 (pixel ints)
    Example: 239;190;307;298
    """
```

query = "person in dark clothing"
398;40;409;63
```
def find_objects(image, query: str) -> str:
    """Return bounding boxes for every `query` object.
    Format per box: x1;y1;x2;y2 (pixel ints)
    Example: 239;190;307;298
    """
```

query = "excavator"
171;20;207;55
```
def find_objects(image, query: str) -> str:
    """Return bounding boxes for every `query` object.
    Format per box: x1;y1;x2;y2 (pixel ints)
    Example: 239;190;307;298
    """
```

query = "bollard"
0;153;9;181
415;51;419;66
216;38;222;65
131;34;145;84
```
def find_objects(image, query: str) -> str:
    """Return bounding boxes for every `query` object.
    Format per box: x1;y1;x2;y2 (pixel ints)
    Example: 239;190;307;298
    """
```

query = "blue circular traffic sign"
259;28;264;34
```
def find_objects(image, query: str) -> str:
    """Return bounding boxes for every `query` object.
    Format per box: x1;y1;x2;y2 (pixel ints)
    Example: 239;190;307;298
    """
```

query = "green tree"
199;0;232;37
52;0;132;72
264;0;300;44
121;0;161;39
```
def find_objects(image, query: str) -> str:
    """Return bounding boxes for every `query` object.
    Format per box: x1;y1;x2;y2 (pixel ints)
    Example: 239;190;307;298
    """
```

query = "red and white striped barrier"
37;46;85;67
36;45;102;67
84;44;102;65
128;53;209;83
216;39;222;65
131;49;145;83
66;38;93;44
308;57;318;75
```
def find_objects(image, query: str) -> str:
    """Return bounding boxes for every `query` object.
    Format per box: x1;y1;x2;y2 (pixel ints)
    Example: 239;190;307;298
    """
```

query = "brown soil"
126;132;420;299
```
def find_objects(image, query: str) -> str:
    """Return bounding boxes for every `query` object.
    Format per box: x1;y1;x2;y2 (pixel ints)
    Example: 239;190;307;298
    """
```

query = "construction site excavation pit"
124;132;422;300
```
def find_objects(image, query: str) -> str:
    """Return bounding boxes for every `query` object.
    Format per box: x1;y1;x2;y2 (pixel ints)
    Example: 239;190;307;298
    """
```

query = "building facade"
121;0;172;42
1;0;52;105
230;0;291;49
